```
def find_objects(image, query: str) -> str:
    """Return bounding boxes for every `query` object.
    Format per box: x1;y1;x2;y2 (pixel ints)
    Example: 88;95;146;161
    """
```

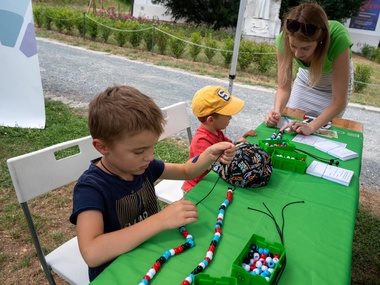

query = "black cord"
194;152;226;206
295;148;339;166
247;200;305;285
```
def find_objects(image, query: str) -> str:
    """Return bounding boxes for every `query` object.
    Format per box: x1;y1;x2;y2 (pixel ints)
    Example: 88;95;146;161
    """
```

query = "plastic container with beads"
194;274;237;285
271;149;307;174
259;139;295;155
230;234;286;285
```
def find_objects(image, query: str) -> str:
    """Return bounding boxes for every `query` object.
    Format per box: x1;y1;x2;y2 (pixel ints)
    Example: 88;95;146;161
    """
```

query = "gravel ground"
37;38;380;193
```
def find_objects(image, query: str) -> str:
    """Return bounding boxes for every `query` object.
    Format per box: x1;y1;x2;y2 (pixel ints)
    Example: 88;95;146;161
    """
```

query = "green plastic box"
259;139;295;155
230;234;285;285
194;274;237;285
271;149;307;174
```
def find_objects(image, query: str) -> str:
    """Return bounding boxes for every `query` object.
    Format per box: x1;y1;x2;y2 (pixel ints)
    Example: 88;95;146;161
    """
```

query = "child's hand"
265;111;280;127
159;199;198;229
236;130;257;143
210;142;236;165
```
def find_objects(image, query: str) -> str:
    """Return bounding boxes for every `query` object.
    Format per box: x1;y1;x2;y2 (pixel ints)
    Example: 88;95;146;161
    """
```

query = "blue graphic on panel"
0;0;37;57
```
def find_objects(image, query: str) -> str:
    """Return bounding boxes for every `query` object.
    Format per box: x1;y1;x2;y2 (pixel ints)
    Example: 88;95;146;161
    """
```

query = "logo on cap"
217;89;230;102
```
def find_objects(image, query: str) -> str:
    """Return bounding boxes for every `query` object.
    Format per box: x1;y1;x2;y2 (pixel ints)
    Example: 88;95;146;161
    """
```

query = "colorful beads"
180;188;234;285
138;188;233;285
268;131;283;140
241;243;281;282
138;226;195;285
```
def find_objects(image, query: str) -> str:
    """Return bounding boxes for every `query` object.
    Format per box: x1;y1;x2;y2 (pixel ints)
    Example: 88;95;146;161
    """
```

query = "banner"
0;0;45;128
349;0;380;31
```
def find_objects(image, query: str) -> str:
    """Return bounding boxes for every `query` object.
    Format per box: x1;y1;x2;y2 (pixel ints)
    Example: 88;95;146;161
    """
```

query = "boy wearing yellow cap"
182;85;257;192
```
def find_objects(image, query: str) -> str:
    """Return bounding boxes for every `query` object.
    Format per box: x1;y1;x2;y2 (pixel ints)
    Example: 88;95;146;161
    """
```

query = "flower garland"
138;187;233;285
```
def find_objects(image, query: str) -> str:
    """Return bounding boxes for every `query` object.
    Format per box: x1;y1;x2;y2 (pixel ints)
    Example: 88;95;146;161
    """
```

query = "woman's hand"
281;120;314;136
265;111;281;127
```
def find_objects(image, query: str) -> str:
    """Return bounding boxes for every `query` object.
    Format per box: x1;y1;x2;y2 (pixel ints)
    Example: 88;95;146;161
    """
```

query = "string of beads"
180;188;233;285
138;188;233;285
138;227;195;285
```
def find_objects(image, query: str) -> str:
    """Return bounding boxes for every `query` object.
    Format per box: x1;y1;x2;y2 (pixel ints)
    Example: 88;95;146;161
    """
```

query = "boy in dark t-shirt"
70;85;236;281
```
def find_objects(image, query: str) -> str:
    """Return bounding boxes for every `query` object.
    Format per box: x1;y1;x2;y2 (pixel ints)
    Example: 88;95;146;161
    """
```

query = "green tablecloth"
91;122;363;285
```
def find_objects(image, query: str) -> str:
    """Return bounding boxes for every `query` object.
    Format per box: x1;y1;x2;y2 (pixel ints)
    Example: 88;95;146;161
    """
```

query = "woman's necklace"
138;188;233;285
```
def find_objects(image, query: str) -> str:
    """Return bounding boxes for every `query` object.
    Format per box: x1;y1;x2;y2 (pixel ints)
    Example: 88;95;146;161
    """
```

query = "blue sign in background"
349;0;380;31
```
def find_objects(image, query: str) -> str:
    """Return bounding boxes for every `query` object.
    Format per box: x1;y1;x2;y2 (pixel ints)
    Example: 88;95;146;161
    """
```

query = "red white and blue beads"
269;131;283;140
138;188;233;285
274;153;306;161
241;244;280;282
138;227;195;285
180;188;233;285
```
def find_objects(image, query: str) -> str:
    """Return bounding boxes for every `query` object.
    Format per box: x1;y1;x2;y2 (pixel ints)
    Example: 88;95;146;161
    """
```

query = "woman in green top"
265;3;354;135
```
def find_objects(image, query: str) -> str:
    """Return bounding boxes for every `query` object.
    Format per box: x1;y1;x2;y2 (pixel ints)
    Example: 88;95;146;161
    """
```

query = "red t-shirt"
182;125;232;192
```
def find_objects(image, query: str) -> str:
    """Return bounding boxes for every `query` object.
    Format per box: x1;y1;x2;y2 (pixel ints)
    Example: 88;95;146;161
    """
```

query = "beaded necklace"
138;187;233;285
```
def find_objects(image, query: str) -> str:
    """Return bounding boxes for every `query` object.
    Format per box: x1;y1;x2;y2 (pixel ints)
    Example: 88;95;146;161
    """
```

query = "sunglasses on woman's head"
286;19;319;36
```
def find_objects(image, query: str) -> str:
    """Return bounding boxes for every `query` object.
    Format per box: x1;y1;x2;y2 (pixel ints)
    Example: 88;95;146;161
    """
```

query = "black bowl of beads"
231;234;285;285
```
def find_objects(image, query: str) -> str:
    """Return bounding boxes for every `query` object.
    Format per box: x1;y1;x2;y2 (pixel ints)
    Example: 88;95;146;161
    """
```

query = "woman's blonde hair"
280;3;330;87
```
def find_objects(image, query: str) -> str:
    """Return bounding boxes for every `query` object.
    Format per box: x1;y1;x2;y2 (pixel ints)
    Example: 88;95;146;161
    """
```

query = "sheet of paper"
328;147;358;161
323;165;354;186
306;161;354;186
292;134;327;146
306;161;326;177
314;141;347;152
276;117;290;129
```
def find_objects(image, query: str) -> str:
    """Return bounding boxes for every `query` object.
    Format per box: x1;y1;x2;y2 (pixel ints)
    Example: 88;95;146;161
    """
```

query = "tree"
151;0;240;30
280;0;366;23
153;0;365;30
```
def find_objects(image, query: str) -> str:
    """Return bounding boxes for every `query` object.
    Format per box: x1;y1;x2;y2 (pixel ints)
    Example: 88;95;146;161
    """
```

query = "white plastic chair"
7;136;100;285
155;101;193;204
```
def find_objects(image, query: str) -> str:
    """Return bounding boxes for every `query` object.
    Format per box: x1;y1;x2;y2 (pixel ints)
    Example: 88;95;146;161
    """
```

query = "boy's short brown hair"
88;85;165;145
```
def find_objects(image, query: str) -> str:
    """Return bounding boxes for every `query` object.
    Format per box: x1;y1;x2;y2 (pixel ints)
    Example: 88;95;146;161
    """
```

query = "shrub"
155;26;169;54
61;10;78;35
204;35;218;63
33;6;45;28
113;21;128;47
252;42;276;74
221;37;234;67
238;40;254;71
361;44;376;60
189;32;202;61
142;26;154;51
169;31;186;58
43;7;54;30
374;48;380;64
354;64;372;93
86;16;99;41
74;14;86;37
52;8;66;33
126;21;143;48
98;18;113;43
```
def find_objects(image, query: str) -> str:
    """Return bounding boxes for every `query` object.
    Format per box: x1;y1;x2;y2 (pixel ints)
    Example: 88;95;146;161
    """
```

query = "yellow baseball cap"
191;86;245;117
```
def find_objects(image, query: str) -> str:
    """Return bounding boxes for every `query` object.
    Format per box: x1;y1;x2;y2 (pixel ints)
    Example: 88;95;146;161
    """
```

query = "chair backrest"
8;136;100;203
7;135;100;284
159;102;192;143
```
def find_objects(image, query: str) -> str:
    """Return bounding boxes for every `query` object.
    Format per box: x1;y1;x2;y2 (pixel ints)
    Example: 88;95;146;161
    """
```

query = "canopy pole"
228;0;247;94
